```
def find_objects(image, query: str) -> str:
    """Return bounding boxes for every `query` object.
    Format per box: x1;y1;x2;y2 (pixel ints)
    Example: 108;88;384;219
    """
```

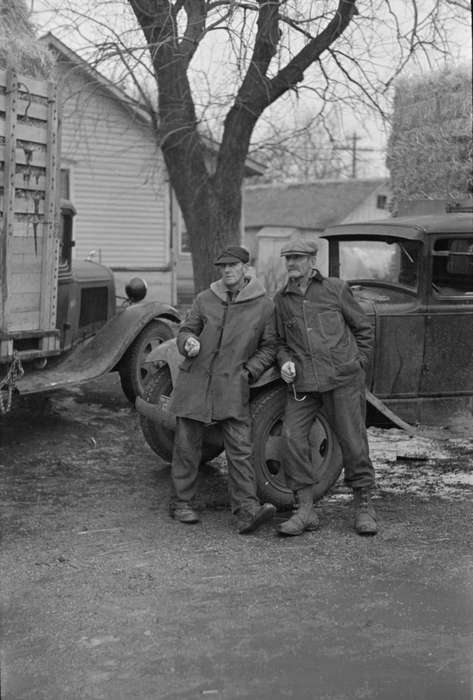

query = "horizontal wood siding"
57;65;170;270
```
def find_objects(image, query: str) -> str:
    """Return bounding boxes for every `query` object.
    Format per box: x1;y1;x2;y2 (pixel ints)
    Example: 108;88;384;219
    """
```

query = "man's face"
284;254;314;280
218;261;247;289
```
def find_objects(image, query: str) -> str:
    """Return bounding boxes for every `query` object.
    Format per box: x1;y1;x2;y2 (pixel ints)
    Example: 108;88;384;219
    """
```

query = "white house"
42;33;179;303
43;33;263;305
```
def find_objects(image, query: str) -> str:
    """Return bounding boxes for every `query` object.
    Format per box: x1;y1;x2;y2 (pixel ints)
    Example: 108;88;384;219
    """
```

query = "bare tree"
252;110;347;183
33;0;468;291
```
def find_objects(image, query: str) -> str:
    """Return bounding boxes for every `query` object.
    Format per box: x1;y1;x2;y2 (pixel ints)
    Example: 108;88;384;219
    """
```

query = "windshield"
338;239;420;288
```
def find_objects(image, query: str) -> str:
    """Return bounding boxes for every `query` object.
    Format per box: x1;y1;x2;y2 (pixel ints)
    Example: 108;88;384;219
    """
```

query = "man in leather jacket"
274;237;377;537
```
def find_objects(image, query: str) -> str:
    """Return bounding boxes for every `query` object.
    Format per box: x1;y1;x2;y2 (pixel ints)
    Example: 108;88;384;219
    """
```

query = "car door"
420;234;473;395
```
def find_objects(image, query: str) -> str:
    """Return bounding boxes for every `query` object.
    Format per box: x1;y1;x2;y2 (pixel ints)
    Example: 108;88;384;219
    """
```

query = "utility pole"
334;132;380;178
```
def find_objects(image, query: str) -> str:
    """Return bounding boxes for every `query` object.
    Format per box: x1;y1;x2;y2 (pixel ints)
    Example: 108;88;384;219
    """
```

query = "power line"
333;132;381;178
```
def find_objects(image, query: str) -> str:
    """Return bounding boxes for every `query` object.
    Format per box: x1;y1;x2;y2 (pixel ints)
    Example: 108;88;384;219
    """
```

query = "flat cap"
214;245;250;265
280;237;318;257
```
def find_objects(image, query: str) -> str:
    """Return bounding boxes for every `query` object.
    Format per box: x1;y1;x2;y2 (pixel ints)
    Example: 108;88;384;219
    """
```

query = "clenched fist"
281;361;296;383
184;336;200;358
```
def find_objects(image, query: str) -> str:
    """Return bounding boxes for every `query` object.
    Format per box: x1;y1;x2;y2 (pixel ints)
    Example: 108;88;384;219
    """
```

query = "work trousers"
171;415;260;514
282;370;375;492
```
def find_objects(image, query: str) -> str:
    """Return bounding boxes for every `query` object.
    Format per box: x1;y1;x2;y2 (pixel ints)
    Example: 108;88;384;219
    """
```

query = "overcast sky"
31;0;471;180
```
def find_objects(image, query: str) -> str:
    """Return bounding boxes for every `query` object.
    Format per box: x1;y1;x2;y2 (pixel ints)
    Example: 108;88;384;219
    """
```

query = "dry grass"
0;0;54;78
387;65;472;211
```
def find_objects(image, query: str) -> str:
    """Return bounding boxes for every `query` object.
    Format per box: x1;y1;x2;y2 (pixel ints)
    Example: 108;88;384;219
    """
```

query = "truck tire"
139;365;223;464
250;384;343;509
119;320;174;403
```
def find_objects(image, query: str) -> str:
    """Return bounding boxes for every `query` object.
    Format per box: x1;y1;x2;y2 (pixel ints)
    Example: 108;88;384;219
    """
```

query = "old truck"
136;202;473;509
0;69;180;413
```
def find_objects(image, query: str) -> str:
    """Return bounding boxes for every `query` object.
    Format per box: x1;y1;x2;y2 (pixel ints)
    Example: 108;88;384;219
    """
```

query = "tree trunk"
129;0;358;294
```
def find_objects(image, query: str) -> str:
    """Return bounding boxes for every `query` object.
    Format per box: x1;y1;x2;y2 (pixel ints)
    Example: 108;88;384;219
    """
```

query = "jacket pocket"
319;311;344;343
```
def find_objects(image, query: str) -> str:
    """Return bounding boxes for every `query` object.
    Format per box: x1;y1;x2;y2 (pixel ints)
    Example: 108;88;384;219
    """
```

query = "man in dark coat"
274;237;377;537
169;245;277;534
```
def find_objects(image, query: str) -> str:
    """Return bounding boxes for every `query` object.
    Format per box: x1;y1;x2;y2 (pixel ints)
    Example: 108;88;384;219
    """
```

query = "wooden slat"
10;258;42;275
1;69;18;330
6;221;45;238
0;195;46;217
16;122;48;145
0;338;14;358
7;311;41;332
0;171;48;192
0;145;47;168
10;235;44;254
39;77;60;330
16;73;52;101
0;93;49;122
10;268;41;292
8;292;40;315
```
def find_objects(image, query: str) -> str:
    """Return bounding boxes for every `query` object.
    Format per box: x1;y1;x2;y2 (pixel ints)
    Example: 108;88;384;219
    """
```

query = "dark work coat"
274;270;374;393
170;276;276;423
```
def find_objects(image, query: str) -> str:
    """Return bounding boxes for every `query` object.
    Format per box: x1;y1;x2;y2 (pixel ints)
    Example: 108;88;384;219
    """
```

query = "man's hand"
184;336;200;358
281;361;296;383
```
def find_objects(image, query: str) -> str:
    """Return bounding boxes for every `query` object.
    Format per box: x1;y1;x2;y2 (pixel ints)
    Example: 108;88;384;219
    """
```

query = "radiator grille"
79;287;108;327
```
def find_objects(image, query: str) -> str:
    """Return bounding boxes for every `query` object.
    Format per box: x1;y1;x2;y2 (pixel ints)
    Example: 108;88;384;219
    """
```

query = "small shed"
243;178;391;293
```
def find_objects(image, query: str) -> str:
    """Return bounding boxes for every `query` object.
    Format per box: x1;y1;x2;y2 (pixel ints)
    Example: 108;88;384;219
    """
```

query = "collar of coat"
281;268;324;295
210;275;267;302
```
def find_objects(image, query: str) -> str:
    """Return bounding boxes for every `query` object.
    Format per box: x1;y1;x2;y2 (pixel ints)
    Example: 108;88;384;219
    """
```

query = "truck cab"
0;67;180;412
56;200;116;352
322;207;473;425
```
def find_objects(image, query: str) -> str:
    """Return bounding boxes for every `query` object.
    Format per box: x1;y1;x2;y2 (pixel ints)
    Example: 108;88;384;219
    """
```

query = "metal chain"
0;353;24;415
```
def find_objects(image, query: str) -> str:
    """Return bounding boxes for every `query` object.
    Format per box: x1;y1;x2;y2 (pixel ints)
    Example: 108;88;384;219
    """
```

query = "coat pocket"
319;311;344;343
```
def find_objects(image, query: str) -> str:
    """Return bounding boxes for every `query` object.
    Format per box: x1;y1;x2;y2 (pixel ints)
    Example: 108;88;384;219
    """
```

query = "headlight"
125;277;147;303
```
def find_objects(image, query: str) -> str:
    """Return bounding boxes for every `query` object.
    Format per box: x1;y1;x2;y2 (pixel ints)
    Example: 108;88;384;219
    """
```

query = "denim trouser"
171;415;260;514
282;371;375;492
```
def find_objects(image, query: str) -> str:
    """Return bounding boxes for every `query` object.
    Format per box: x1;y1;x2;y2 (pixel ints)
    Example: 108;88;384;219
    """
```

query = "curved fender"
110;300;180;363
14;301;180;395
146;337;182;386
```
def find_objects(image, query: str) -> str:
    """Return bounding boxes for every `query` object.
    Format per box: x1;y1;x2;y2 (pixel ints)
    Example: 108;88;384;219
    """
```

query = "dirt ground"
1;374;472;700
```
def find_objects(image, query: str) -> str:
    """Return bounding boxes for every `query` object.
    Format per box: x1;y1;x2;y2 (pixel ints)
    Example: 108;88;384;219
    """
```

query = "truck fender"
145;337;181;386
14;301;180;395
111;301;180;368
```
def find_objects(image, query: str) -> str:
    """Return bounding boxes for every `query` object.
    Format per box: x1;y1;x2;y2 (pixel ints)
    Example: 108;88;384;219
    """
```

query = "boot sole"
277;521;319;536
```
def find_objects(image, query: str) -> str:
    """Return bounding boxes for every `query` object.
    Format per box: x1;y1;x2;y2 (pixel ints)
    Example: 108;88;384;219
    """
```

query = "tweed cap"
280;237;318;257
214;245;250;265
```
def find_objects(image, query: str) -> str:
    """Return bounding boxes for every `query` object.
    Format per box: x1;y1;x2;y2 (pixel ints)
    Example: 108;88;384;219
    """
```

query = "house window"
180;215;191;254
376;194;387;210
60;168;70;200
432;238;473;295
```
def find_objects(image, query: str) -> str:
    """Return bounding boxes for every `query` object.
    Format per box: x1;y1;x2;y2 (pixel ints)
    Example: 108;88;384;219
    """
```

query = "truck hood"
71;259;114;284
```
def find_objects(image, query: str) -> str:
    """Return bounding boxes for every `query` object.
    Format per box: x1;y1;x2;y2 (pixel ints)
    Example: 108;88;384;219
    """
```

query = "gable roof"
41;32;264;177
244;179;388;230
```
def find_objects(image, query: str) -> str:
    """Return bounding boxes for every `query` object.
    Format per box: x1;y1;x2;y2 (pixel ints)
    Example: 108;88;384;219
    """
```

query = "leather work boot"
237;503;276;534
353;488;377;535
277;487;319;536
173;502;200;524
